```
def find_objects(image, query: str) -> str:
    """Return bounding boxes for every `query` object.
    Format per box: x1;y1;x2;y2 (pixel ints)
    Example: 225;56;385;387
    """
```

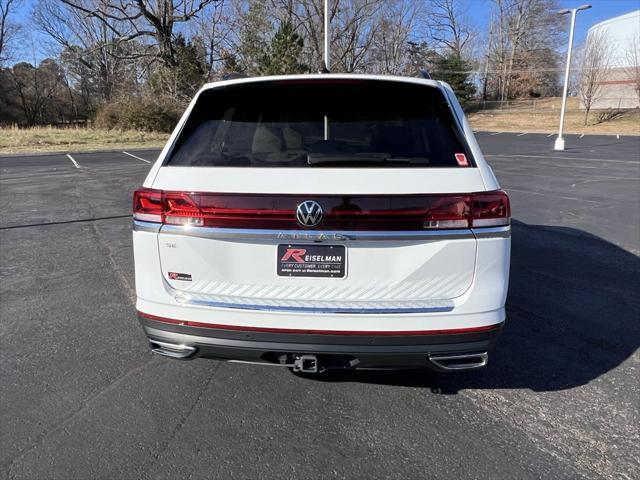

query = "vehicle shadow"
298;220;640;393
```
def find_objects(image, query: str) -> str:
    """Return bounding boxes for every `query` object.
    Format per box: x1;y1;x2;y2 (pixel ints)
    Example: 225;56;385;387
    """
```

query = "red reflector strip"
138;311;503;336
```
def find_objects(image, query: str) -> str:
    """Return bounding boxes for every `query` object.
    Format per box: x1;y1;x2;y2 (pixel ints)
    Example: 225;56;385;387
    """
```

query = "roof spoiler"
222;72;247;81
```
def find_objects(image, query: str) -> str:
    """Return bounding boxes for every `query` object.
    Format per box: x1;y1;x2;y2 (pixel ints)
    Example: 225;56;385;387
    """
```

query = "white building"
584;10;640;109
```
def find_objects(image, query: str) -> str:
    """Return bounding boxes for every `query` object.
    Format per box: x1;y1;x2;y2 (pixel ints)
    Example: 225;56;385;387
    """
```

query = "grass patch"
0;125;170;154
468;97;640;135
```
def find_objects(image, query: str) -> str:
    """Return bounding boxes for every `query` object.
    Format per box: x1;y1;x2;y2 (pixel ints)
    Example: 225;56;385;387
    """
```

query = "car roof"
199;73;442;94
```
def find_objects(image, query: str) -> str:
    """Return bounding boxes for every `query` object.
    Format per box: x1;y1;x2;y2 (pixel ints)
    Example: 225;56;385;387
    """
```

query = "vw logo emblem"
296;200;323;227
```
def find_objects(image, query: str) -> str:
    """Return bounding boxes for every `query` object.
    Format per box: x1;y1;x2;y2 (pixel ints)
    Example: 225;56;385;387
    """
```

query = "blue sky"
466;0;640;44
10;0;640;62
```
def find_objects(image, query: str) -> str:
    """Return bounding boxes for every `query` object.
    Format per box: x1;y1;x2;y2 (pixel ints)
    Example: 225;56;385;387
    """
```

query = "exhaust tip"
428;352;488;372
149;339;197;359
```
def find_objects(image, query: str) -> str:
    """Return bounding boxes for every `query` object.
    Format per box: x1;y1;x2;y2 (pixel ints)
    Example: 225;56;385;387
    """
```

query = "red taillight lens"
470;190;510;227
423;196;470;229
133;187;163;223
132;189;510;230
164;192;204;226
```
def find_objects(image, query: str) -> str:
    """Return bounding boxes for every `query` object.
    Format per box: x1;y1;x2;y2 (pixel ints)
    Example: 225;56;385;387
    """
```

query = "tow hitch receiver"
293;355;318;373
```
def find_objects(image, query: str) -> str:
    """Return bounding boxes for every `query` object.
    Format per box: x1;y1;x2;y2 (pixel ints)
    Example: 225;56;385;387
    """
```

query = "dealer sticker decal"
168;272;192;281
455;153;469;167
277;244;346;278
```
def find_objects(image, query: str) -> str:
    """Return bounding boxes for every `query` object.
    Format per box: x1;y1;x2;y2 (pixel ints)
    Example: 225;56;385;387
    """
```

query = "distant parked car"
132;74;511;373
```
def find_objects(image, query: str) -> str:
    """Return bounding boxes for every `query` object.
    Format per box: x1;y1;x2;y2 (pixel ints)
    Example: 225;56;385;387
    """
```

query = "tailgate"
153;168;485;313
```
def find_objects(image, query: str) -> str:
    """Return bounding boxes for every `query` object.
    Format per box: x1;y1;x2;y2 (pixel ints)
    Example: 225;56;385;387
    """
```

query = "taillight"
133;187;162;223
164;192;204;226
423;196;469;229
132;189;510;230
470;190;510;227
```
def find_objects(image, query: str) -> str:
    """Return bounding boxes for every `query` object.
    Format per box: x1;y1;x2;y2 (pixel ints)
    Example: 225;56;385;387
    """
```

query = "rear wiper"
308;153;412;165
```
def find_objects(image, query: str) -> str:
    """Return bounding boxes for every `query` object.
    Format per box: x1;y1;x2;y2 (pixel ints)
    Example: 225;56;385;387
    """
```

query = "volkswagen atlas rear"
133;74;510;373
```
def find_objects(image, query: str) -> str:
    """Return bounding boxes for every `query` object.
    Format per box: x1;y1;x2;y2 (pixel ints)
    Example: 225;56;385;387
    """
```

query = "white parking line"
546;133;554;137
517;132;527;136
486;154;640;164
579;133;585;139
122;151;151;163
490;132;501;136
506;188;603;204
66;154;80;169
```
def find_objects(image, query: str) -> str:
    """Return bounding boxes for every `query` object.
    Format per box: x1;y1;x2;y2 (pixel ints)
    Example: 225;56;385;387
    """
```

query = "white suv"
133;74;510;373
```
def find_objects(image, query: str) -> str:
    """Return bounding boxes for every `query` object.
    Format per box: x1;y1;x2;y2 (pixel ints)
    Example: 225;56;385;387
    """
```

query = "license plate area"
277;244;346;278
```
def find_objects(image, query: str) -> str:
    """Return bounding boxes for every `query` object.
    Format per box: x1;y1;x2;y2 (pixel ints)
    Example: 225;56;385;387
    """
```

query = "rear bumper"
138;313;503;371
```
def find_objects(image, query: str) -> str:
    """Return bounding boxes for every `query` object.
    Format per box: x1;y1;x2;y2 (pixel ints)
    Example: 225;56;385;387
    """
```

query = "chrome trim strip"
159;224;475;241
472;226;511;239
143;222;509;239
133;219;161;233
179;296;454;314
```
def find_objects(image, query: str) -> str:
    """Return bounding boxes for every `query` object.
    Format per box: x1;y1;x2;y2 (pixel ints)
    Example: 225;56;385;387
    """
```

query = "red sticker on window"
455;153;469;167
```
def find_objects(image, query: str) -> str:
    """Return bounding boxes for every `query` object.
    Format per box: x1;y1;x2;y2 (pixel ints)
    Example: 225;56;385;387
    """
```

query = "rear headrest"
252;126;283;154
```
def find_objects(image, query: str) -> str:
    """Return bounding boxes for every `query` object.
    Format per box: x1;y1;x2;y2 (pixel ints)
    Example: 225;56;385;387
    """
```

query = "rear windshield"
166;79;474;168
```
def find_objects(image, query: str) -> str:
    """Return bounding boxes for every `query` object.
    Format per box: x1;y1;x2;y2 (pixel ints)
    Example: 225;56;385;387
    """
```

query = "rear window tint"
166;79;474;168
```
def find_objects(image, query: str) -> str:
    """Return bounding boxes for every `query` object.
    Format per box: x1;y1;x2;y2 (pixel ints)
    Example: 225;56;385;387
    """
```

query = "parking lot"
1;132;638;479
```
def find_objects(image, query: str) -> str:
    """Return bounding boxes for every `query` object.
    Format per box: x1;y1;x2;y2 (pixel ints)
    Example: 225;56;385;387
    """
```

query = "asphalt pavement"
1;133;639;479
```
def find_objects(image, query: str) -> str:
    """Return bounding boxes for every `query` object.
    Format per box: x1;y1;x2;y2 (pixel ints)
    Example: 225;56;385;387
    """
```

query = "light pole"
324;0;330;71
554;4;592;151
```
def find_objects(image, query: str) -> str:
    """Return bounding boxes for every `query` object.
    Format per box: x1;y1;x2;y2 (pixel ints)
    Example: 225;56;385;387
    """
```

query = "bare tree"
485;0;562;100
624;34;640;105
369;0;424;75
237;0;427;75
0;0;22;66
58;0;219;66
579;29;614;125
34;0;134;103
6;58;71;125
190;0;235;78
428;0;475;58
501;0;560;100
284;0;385;73
331;0;384;72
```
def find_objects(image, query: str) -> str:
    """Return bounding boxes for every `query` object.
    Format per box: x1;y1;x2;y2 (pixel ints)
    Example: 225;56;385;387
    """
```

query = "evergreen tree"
431;53;476;107
238;0;271;75
148;34;206;102
259;20;308;76
219;49;243;78
173;34;207;97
